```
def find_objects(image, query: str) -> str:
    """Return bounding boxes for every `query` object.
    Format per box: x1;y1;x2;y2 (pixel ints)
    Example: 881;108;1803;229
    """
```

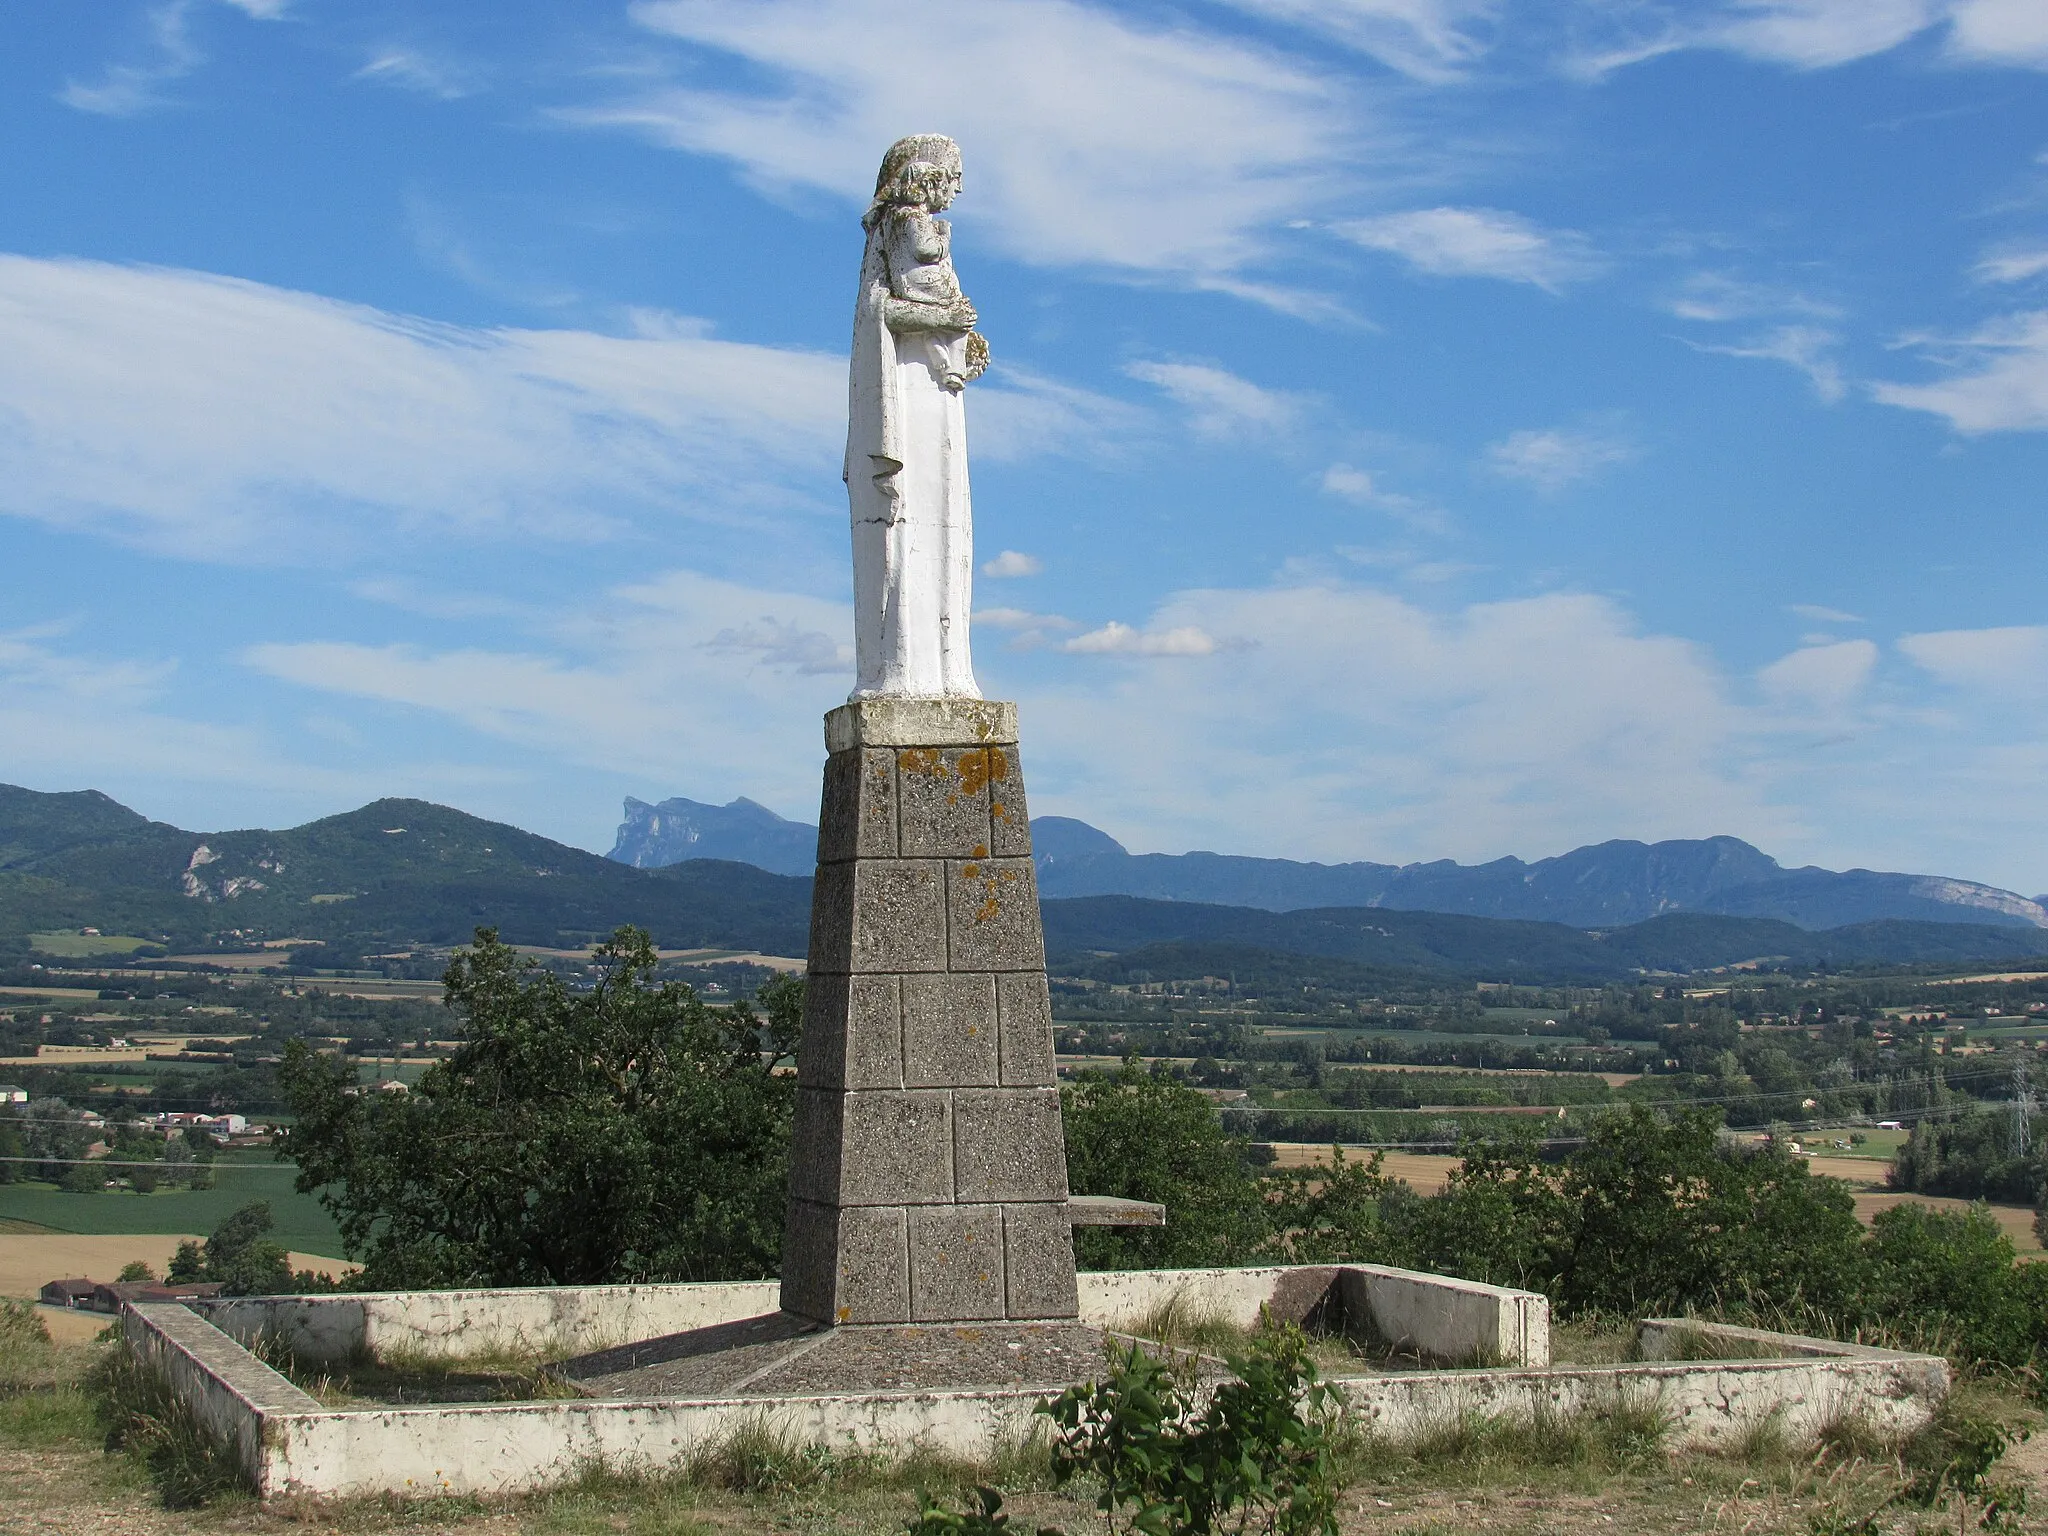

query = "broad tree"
279;926;801;1289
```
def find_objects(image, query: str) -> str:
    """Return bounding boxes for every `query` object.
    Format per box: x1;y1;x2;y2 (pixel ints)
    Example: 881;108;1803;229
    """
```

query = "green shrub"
1039;1323;1342;1536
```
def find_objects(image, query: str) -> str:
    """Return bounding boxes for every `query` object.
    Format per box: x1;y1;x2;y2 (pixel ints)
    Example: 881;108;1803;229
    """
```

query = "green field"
27;930;156;957
0;1159;346;1257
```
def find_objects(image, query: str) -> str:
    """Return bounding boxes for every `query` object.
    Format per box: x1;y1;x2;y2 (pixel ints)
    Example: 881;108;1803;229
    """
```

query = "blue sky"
3;1;2047;894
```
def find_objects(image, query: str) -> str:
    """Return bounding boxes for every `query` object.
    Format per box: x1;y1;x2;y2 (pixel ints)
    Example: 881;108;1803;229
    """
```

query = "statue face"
915;162;961;212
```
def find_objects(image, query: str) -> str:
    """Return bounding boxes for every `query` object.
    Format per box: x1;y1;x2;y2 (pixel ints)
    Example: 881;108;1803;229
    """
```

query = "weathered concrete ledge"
825;698;1018;752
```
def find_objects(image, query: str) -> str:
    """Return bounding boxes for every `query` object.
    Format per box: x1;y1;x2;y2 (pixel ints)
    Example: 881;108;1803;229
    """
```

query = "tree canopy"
278;926;801;1290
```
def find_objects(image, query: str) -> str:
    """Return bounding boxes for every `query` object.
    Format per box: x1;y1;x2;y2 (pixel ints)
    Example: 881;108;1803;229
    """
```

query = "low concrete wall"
1077;1265;1344;1334
123;1302;320;1498
1338;1265;1549;1366
1338;1350;1949;1450
1079;1264;1550;1367
198;1280;783;1367
265;1388;1050;1499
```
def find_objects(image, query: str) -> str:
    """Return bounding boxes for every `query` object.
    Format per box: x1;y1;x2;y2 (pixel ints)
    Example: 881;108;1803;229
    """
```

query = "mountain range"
608;795;2048;931
4;783;2045;985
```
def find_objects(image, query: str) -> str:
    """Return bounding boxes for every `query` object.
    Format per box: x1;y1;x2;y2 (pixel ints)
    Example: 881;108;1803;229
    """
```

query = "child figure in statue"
844;134;990;700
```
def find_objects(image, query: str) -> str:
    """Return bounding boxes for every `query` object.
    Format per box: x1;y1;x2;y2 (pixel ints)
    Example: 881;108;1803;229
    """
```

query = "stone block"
848;861;947;973
1002;1204;1080;1319
839;1091;953;1206
782;1201;910;1325
798;974;904;1091
825;698;1018;752
786;1089;843;1204
947;858;1045;972
901;973;998;1088
908;1205;1005;1321
806;862;854;975
817;748;897;864
987;744;1032;857
897;747;996;859
996;972;1056;1087
953;1089;1069;1202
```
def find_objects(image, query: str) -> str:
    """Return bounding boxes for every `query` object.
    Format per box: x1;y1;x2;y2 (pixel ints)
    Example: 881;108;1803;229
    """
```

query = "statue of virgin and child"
844;134;993;701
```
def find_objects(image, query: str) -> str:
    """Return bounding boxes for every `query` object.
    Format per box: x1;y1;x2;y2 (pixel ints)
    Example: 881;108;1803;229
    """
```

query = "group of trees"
272;927;2048;1375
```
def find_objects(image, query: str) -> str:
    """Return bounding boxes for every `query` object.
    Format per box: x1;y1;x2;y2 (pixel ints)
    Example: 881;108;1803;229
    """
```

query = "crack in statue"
845;134;991;701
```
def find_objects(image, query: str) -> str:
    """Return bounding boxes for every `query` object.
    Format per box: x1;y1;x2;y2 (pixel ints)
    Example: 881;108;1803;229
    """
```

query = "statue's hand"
947;297;978;329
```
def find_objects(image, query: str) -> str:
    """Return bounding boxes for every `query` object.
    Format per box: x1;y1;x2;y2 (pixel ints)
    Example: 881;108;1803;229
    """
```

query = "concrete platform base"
128;1264;1949;1501
559;1316;1112;1399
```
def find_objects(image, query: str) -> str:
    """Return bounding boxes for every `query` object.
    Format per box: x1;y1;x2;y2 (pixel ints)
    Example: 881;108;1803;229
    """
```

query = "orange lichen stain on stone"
836;1305;851;1323
971;843;989;859
897;747;945;777
956;748;993;797
990;799;1009;824
962;862;980;878
976;896;1000;923
989;750;1010;783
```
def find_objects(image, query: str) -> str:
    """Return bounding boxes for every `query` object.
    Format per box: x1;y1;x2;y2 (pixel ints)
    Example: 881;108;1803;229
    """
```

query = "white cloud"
1788;603;1865;625
1872;311;2048;432
60;2;205;116
1334;207;1602;291
976;607;1076;631
1899;625;2048;696
1484;427;1635;493
572;0;1356;286
0;254;853;561
1321;464;1379;501
982;550;1044;578
1948;0;2048;67
355;49;476;100
1125;360;1305;438
1696;325;1846;403
1570;1;1943;75
1758;640;1878;711
1210;0;1497;80
1022;583;1791;864
1974;246;2048;284
1064;622;1221;657
243;569;856;801
1665;272;1842;323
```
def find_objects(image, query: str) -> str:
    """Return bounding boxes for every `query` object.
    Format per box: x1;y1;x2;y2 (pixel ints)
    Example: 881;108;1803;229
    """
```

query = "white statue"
845;134;990;700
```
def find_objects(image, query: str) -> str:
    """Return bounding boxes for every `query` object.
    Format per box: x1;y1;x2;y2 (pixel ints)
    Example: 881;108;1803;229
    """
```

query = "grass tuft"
88;1345;254;1509
1116;1289;1248;1355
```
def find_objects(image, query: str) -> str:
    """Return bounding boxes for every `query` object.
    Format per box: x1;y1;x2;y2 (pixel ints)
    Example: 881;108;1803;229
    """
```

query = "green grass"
28;930;157;957
0;1160;347;1257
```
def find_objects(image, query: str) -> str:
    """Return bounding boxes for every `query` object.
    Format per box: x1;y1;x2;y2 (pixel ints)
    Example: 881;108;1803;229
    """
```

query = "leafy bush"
1039;1324;1342;1536
279;925;802;1289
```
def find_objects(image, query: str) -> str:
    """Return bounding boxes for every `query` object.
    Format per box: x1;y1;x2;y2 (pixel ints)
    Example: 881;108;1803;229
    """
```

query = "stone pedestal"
781;699;1079;1326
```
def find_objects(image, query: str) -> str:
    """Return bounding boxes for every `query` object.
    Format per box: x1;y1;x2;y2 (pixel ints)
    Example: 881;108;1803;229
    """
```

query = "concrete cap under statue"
825;698;1019;753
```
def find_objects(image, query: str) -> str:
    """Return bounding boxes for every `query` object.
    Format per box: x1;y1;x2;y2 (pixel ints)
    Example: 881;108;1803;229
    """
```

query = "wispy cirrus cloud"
1210;0;1499;81
1484;426;1636;493
1873;311;2048;432
1125;360;1307;438
1695;325;1847;403
1334;207;1603;291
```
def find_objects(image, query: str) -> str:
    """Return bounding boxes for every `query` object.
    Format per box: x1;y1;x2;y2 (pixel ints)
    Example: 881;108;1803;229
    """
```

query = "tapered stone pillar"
781;698;1078;1326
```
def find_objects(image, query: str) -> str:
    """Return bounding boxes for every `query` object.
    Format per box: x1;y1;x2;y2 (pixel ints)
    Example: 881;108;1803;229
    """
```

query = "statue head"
863;134;963;229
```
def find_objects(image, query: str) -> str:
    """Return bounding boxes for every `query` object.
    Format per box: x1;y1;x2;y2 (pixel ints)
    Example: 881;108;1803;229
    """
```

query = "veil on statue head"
864;134;962;229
